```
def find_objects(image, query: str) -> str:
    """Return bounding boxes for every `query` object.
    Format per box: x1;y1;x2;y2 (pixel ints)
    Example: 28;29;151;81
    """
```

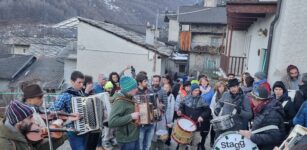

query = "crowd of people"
0;64;307;150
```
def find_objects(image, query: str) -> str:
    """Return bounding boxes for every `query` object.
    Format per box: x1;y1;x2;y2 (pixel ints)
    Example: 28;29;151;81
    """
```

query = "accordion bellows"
71;93;109;135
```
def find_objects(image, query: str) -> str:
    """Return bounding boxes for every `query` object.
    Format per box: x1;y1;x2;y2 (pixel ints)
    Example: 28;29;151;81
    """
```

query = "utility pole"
155;9;159;40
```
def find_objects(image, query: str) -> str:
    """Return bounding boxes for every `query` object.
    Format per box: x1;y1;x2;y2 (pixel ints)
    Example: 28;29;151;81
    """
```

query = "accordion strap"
115;96;136;104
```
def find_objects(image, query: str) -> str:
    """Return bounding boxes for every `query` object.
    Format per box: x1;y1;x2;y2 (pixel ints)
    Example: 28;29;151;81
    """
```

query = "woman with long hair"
108;72;121;96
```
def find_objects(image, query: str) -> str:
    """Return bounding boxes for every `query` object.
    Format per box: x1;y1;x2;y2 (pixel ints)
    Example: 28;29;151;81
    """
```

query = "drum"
172;118;197;144
214;131;259;150
156;129;169;142
211;114;234;132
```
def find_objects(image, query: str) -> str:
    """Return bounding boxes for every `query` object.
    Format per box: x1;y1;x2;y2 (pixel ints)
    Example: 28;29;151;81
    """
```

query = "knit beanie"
254;72;267;80
273;81;287;94
191;80;199;85
120;76;137;94
250;86;269;100
5;100;34;126
301;73;307;84
287;65;299;73
191;84;200;91
104;81;114;90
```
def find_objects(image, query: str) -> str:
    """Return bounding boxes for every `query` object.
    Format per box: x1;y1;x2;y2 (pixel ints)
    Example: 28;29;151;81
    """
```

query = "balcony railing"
221;54;246;76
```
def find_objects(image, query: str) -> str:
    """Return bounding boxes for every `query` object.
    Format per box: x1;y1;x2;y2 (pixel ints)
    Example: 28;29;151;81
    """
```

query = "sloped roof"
9;57;64;90
178;6;227;24
77;17;173;57
0;54;36;80
3;36;75;47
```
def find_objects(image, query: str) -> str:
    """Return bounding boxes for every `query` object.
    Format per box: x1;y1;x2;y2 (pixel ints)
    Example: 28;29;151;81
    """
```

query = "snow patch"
103;0;120;11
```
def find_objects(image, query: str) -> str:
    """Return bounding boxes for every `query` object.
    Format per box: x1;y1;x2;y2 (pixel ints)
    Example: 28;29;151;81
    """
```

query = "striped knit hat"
5;100;34;125
120;76;137;94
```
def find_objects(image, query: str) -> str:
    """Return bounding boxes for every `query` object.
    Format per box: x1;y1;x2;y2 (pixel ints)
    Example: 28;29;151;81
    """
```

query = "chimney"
146;22;155;46
204;0;217;7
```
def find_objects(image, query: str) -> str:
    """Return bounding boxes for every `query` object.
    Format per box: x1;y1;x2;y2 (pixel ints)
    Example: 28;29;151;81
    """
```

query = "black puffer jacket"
250;99;286;150
273;93;296;134
179;95;212;131
294;84;307;112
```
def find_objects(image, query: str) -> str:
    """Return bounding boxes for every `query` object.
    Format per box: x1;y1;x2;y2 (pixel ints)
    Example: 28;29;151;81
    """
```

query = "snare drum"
213;131;259;150
156;129;169;142
172;118;196;144
210;114;234;132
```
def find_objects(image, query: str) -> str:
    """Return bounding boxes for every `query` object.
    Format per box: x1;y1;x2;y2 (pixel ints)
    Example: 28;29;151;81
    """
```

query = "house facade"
54;17;172;79
177;6;227;77
224;0;307;83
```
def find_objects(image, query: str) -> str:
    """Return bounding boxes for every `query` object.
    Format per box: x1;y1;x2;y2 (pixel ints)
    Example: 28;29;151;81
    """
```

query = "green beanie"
191;80;199;85
120;76;137;94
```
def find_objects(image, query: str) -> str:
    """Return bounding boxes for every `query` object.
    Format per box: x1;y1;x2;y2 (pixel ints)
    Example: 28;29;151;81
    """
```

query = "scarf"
253;100;269;116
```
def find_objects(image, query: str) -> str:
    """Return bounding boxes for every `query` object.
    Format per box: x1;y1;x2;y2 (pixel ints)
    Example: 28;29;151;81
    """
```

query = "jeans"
139;124;155;150
67;132;88;150
119;140;140;150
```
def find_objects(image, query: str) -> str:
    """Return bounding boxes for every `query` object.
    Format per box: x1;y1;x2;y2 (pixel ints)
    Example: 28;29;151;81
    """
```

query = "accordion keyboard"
71;93;107;135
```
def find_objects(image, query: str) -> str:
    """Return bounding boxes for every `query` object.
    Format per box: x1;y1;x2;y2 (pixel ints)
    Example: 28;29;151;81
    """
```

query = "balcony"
221;54;246;76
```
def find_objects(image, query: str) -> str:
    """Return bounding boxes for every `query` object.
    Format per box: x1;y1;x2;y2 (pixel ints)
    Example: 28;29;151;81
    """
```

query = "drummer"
177;84;211;150
240;87;286;150
214;78;252;137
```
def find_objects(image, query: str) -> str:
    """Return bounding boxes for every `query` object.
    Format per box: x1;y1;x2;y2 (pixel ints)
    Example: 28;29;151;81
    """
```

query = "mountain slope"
0;0;200;25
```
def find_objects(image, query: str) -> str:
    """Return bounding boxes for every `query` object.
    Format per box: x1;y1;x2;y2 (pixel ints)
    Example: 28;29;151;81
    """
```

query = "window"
179;64;186;73
181;25;190;31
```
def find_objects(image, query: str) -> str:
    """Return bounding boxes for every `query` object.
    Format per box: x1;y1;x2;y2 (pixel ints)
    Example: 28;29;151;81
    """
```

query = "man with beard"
282;65;302;90
0;100;47;150
214;79;253;138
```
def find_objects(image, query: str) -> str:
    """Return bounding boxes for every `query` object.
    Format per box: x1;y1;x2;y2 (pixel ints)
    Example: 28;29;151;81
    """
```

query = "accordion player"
71;92;110;135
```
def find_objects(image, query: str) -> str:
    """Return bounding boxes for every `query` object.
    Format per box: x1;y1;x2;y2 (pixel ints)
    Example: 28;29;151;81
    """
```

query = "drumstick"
221;101;237;107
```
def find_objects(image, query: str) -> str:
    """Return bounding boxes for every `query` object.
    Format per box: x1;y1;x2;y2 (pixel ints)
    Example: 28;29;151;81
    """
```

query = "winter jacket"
157;89;168;112
294;84;307;112
0;119;33;150
250;99;286;150
282;74;302;90
179;95;211;131
214;89;253;131
241;86;253;94
94;82;105;93
293;101;307;127
201;87;214;105
165;93;175;124
108;92;139;143
273;93;296;133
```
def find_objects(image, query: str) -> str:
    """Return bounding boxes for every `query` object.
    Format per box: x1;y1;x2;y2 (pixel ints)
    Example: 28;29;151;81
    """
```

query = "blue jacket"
293;101;307;127
201;88;214;105
94;82;104;94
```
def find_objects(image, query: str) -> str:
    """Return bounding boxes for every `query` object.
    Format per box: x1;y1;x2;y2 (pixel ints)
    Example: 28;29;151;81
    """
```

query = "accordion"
134;93;161;124
71;93;109;135
279;125;307;150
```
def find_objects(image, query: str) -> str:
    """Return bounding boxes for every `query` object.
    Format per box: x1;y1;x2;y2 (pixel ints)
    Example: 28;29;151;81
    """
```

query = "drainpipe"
265;0;282;76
